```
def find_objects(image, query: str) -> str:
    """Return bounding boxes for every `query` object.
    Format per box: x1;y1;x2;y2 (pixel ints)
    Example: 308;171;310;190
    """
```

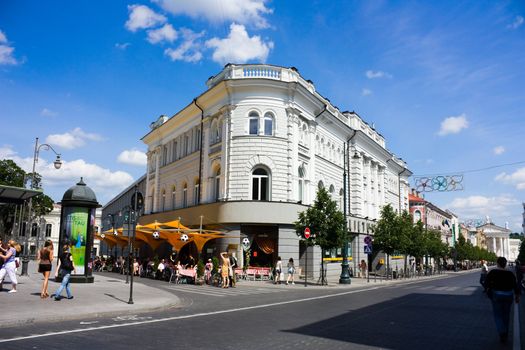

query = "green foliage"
518;240;525;263
373;204;404;255
294;186;346;251
0;159;26;187
212;256;220;274
405;220;426;259
196;260;205;278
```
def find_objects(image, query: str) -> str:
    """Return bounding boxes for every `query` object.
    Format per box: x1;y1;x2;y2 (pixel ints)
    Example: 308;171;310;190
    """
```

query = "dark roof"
0;185;43;204
60;178;100;207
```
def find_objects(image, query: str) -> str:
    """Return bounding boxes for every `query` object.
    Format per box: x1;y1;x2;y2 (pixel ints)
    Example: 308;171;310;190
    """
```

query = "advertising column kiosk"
58;178;101;283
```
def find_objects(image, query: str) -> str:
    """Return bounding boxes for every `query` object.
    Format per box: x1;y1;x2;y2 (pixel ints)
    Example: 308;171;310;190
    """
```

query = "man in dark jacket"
485;257;520;343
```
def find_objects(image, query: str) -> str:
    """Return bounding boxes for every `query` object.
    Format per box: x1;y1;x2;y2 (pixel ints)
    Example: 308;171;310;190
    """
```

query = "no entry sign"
304;227;311;239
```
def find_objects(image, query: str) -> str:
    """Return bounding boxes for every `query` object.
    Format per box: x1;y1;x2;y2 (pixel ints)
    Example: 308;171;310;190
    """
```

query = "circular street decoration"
180;233;189;242
152;231;160;239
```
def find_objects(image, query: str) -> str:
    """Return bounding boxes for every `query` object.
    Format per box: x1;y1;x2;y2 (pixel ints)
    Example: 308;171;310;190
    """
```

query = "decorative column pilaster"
286;107;300;203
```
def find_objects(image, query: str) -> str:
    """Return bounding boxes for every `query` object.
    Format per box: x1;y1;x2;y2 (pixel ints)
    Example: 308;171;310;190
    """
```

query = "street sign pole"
304;227;310;287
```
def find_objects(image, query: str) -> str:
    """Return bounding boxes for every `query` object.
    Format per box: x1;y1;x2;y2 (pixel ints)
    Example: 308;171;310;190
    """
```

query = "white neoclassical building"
141;64;411;279
478;222;512;259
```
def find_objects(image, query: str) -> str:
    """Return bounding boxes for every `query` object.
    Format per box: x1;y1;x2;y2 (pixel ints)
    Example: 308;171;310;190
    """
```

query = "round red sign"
304;227;311;239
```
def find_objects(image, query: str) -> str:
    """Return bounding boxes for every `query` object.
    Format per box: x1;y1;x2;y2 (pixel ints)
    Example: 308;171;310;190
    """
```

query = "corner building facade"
141;64;411;279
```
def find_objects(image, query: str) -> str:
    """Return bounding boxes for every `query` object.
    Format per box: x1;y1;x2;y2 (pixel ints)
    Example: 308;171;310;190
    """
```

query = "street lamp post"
21;137;62;276
339;141;351;284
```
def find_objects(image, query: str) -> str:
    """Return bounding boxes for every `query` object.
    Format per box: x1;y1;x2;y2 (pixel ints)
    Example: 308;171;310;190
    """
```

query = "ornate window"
263;112;274;136
249;111;259;135
45;224;52;237
252;167;270;201
194;179;200;205
171;186;176;209
182;184;188;208
214;166;221;202
318;181;324;190
414;210;422;222
298;165;306;202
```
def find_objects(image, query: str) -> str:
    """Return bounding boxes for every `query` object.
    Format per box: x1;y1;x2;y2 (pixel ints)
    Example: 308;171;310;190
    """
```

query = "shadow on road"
285;291;513;350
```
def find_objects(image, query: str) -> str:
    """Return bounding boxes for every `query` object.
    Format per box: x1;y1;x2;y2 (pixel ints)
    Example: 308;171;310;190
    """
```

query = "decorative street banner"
414;175;464;192
65;207;88;275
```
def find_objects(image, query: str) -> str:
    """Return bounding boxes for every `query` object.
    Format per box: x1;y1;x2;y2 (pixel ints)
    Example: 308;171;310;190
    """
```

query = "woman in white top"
0;240;21;293
274;256;283;285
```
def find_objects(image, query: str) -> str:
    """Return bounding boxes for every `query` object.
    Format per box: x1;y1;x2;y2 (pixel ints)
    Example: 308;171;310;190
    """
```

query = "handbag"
15;258;20;268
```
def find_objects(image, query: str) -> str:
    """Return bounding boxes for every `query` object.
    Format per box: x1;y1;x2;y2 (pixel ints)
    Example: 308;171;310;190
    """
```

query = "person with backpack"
53;244;76;301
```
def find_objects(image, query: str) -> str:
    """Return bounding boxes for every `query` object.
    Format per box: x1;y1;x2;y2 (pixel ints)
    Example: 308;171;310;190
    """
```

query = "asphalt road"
1;271;520;350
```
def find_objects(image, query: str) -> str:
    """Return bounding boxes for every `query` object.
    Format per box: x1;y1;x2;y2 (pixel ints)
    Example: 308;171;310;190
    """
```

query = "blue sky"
1;1;524;231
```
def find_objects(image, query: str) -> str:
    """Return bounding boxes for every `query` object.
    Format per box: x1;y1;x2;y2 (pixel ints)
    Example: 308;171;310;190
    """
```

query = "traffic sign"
304;227;311;239
364;244;372;254
364;235;372;245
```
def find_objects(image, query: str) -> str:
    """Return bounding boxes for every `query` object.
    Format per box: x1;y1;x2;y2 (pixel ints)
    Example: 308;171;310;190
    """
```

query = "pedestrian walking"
480;260;488;292
53;244;76;301
38;239;54;298
220;252;230;288
360;259;367;278
485;257;520;344
286;258;295;285
274;256;283;284
229;253;238;287
0;240;21;293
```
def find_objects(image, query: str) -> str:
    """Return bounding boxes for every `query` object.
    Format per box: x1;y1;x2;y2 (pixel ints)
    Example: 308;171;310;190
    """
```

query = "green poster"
69;209;88;275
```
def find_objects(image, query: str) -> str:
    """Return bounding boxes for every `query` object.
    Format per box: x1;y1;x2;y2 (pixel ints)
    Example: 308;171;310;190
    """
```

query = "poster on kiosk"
59;178;100;283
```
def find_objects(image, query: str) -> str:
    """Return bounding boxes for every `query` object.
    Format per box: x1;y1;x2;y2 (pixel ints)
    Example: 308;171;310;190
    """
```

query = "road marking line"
0;286;383;343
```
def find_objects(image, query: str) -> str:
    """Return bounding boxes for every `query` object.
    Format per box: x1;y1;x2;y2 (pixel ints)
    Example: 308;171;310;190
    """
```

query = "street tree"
373;204;406;276
294;186;346;283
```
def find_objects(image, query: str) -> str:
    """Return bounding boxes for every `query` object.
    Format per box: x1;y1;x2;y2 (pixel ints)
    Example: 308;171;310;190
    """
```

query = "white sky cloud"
164;28;204;62
206;23;273;65
365;70;392;79
446;194;519;219
493;146;505;155
147;23;178;44
154;0;272;28
495;167;525;190
41;108;58;117
117;149;147;166
0;30;18;65
508;15;524;30
362;88;372;96
437;113;469;136
125;4;166;32
46;128;103;150
115;42;131;50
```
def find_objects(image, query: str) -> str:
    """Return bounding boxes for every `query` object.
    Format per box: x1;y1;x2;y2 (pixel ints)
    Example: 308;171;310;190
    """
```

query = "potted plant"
195;260;205;285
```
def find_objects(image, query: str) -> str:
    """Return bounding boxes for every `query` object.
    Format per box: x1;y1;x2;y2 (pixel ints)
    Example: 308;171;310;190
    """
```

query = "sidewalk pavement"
0;261;179;328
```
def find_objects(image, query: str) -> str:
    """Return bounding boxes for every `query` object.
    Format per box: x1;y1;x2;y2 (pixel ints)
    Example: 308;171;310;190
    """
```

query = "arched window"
263;112;274;136
249;111;259;135
339;188;344;209
329;185;335;197
210;121;219;145
302;124;308;145
171;186;176;209
150;189;155;213
214;166;221;202
182;184;188;208
298;165;305;202
194;178;200;205
252;167;270;201
161;189;166;211
414;210;422;222
318;181;324;190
